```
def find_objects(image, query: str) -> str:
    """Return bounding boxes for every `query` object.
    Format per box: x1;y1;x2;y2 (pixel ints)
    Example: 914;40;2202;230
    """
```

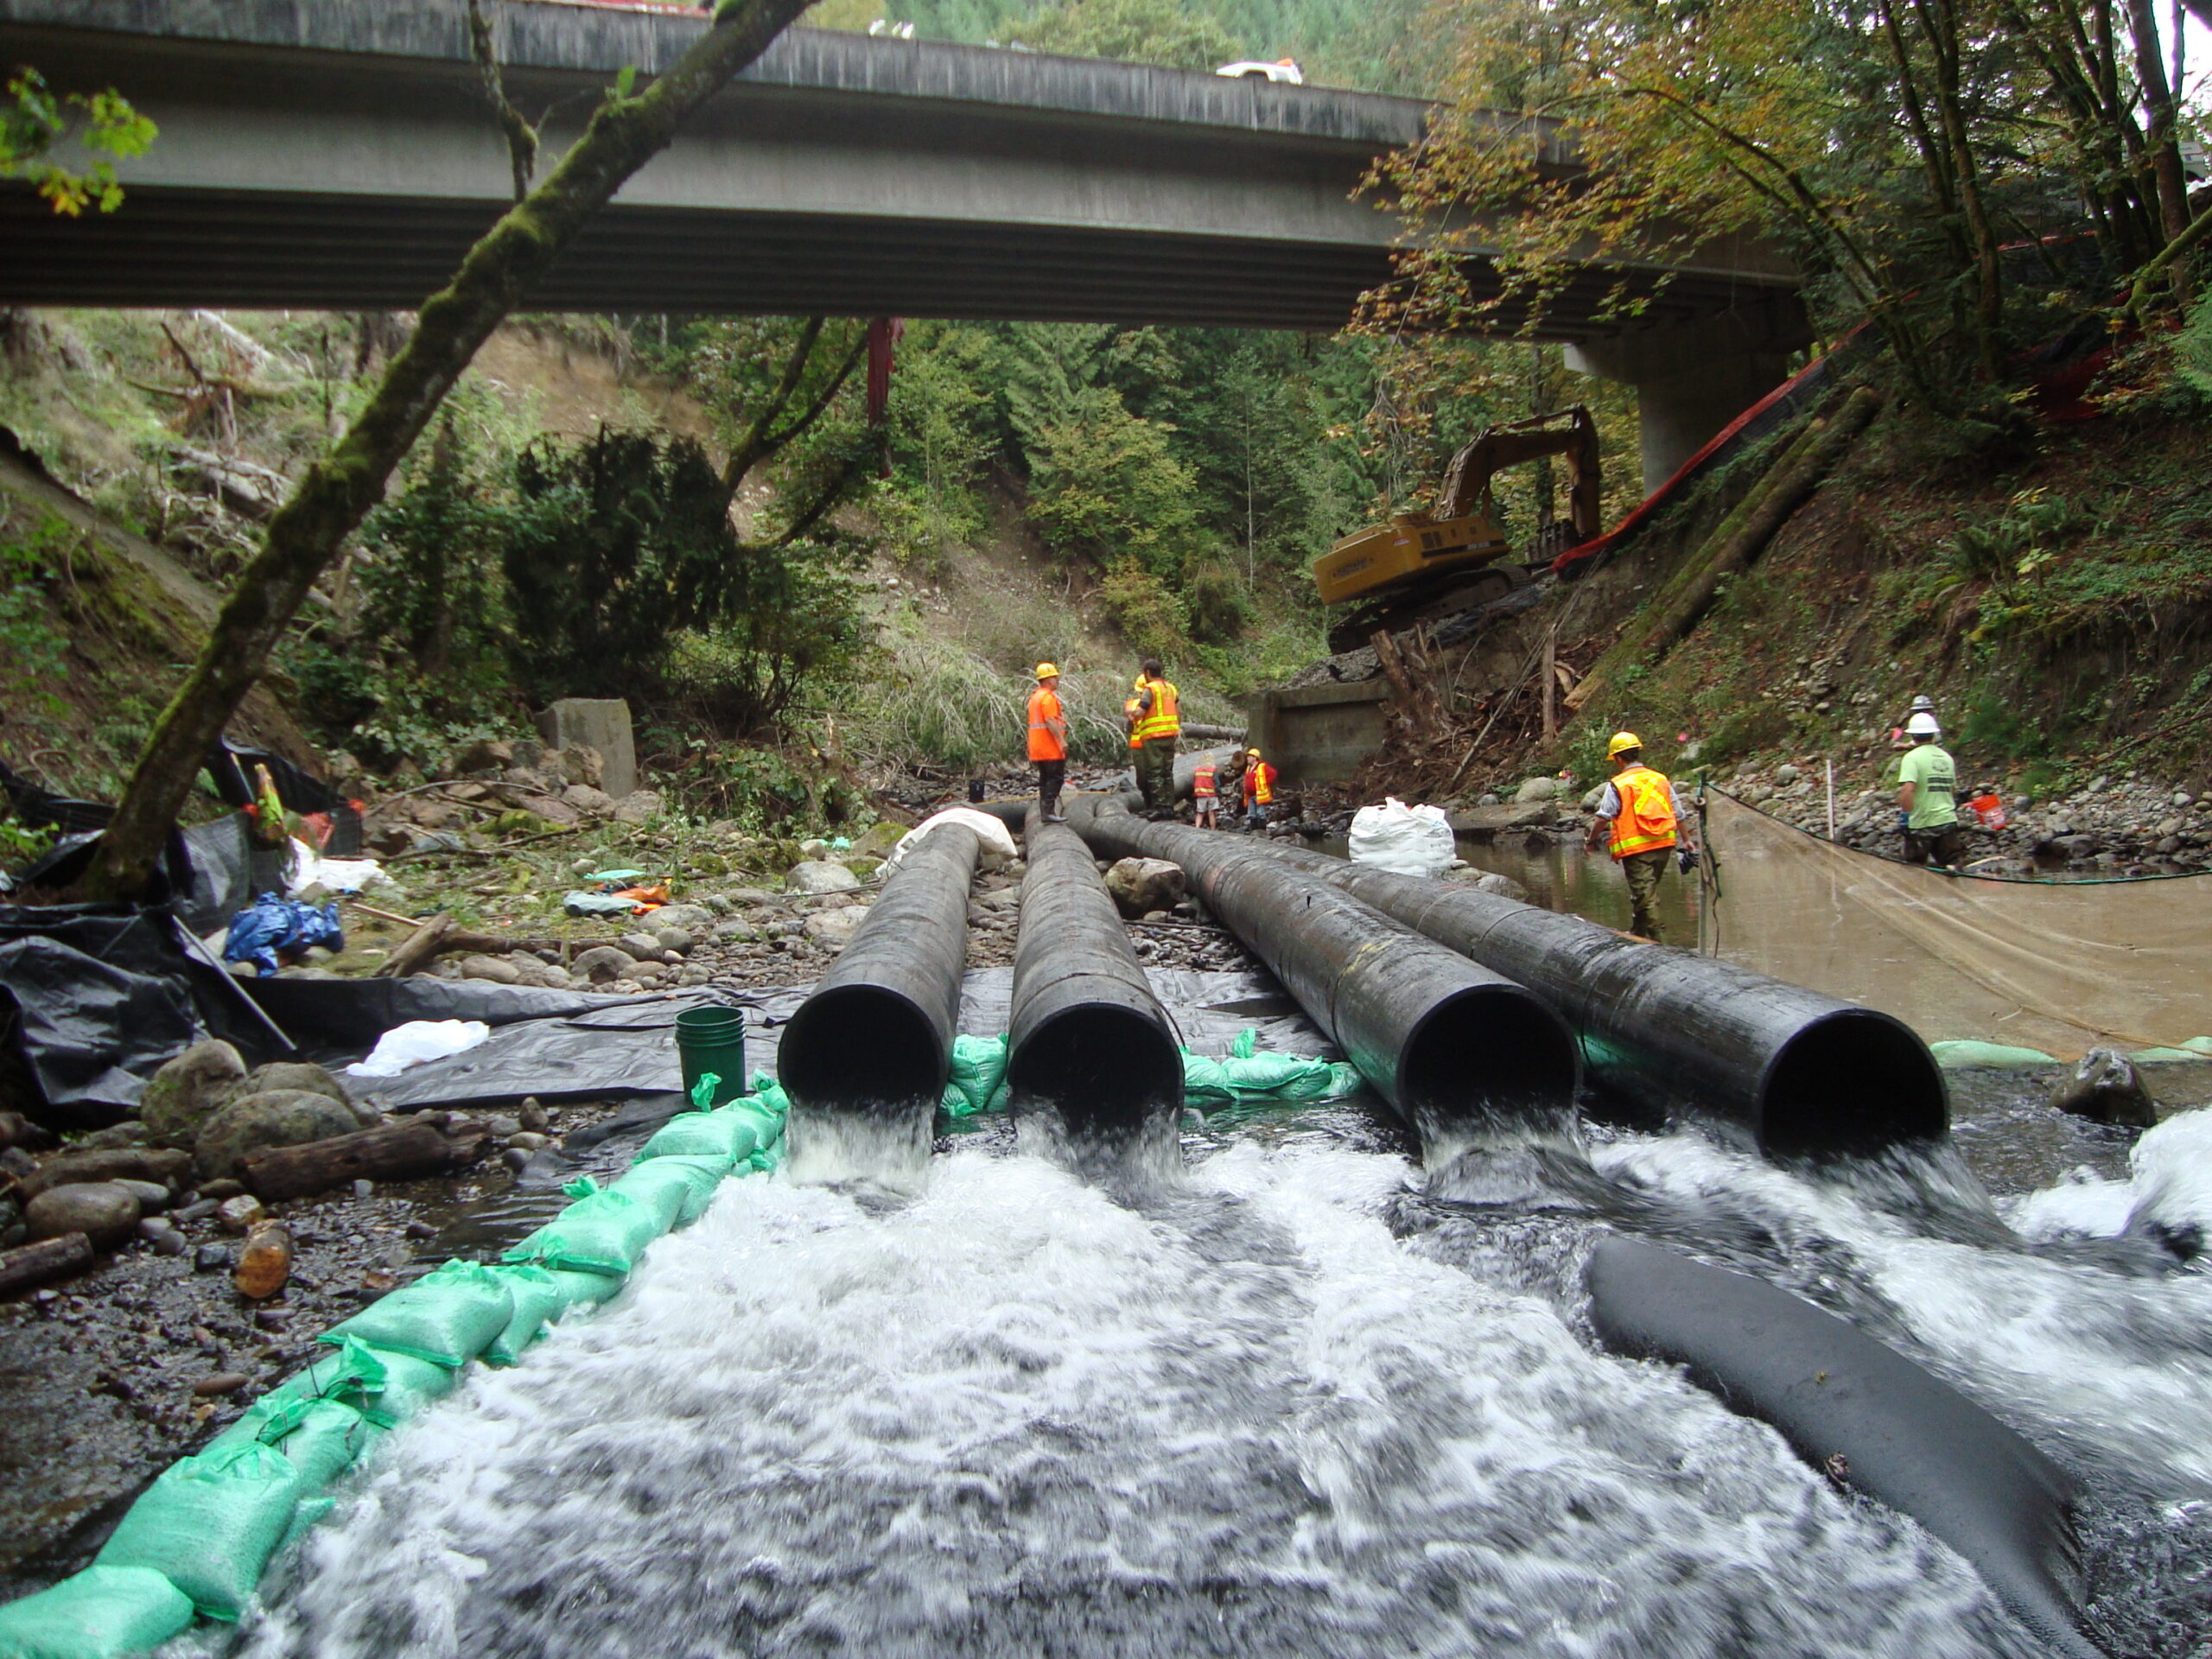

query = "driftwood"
0;1233;92;1294
1370;627;1446;736
242;1118;490;1204
373;912;454;978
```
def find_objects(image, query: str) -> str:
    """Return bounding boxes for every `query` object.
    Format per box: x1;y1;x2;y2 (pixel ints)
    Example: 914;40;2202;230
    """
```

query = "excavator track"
1325;563;1531;653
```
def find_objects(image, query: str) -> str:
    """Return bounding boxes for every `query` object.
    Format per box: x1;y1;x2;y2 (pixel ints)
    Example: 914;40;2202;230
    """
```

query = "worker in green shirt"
1896;710;1966;868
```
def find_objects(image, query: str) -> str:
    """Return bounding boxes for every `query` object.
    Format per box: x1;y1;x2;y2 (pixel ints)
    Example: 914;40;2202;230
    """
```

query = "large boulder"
786;860;861;894
1104;857;1185;919
20;1147;192;1202
1514;777;1563;804
193;1090;364;1181
138;1040;247;1147
562;784;617;817
652;903;715;935
2047;1048;2158;1128
240;1061;365;1122
459;953;524;985
803;905;870;948
572;945;635;984
848;820;910;861
613;789;666;826
26;1182;141;1249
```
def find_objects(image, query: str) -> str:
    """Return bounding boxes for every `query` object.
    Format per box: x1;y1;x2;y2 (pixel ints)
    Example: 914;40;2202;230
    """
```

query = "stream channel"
211;848;2212;1659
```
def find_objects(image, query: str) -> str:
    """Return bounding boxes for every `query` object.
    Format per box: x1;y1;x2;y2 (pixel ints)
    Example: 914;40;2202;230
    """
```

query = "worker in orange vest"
1027;662;1069;823
1583;731;1697;941
1129;656;1181;814
1241;747;1277;833
1192;753;1221;829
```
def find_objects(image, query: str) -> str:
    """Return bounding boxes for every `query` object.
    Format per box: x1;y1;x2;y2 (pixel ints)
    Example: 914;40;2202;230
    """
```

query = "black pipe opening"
1758;1008;1949;1157
779;985;944;1112
1008;1004;1184;1135
1399;986;1580;1137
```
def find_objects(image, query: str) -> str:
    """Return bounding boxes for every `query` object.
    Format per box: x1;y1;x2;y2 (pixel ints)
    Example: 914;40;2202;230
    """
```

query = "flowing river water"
207;842;2212;1658
214;1077;2212;1658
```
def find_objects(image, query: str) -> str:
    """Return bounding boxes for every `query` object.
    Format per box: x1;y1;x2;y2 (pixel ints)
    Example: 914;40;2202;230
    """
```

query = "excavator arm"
1439;405;1601;542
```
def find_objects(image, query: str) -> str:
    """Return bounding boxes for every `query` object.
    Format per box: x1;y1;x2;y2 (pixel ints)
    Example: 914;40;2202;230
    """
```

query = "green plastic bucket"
674;1007;747;1107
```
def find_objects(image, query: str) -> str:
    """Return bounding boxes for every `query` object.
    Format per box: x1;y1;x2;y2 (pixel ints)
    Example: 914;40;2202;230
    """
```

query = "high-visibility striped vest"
1131;677;1180;743
1026;688;1065;762
1193;762;1217;799
1249;762;1275;805
1124;697;1144;750
1607;765;1678;858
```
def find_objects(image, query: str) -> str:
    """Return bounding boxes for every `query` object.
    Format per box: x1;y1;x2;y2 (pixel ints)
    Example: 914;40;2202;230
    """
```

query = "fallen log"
373;912;454;978
242;1119;489;1203
0;1232;92;1294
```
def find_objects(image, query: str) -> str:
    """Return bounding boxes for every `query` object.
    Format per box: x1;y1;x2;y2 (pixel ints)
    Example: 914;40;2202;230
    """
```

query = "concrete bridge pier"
1566;296;1814;491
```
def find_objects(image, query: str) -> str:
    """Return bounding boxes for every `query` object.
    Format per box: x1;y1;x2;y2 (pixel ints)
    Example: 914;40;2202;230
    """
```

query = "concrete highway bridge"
0;0;1809;482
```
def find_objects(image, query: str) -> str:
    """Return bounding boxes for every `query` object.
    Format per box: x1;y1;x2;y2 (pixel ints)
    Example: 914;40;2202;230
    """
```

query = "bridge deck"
0;0;1797;332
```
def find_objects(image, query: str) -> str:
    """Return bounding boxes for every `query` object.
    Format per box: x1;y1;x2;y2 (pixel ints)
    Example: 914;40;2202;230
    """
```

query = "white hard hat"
1906;711;1941;737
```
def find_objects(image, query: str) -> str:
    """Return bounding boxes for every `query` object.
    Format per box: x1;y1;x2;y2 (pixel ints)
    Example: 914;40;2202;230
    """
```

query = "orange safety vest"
1131;677;1181;743
1193;761;1217;799
1123;697;1144;751
1249;762;1275;805
1607;765;1678;858
1027;687;1065;762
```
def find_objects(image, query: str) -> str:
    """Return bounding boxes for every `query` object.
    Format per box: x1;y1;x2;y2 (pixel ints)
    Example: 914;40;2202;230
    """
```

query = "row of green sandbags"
938;1030;1363;1119
0;1077;787;1659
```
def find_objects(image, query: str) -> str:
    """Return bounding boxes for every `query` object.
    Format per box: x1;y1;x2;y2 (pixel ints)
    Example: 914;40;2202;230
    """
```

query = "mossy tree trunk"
81;0;818;902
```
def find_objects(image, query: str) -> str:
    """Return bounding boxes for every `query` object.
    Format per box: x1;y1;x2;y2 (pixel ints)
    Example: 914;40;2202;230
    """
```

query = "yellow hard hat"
1246;747;1262;758
1607;731;1642;758
1035;662;1059;679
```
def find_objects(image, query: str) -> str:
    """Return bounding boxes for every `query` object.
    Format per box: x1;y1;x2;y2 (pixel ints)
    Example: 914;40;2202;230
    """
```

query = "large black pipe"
1256;843;1946;1158
1007;814;1185;1176
1077;804;1580;1164
1586;1236;2102;1658
778;822;979;1185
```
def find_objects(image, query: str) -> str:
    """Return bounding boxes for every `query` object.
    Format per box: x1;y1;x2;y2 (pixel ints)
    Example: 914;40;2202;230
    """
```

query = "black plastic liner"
0;905;291;1128
243;978;761;1113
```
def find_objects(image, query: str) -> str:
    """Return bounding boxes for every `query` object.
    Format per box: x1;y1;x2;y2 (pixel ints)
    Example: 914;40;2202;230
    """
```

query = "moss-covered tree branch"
80;0;818;902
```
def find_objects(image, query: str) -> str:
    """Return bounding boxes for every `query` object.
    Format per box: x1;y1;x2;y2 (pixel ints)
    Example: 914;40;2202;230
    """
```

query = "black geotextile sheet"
0;904;292;1128
0;904;1338;1129
245;980;769;1114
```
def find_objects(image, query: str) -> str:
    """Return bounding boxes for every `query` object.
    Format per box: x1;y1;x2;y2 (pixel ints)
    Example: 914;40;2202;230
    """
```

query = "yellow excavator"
1313;405;1600;652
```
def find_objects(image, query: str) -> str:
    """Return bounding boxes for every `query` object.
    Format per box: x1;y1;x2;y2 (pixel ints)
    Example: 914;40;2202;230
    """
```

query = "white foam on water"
1594;1130;2212;1499
238;1144;2006;1659
2008;1108;2212;1245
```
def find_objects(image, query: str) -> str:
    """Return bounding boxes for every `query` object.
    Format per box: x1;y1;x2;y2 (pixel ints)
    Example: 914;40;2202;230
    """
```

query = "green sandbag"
265;1338;456;1429
545;1267;625;1307
610;1156;728;1230
317;1259;514;1370
743;1077;790;1141
94;1441;305;1621
635;1109;759;1165
278;1496;335;1555
350;1344;458;1426
940;1033;1009;1117
1182;1029;1363;1109
0;1565;197;1659
1929;1039;2059;1069
207;1394;379;1490
483;1264;570;1367
504;1179;664;1278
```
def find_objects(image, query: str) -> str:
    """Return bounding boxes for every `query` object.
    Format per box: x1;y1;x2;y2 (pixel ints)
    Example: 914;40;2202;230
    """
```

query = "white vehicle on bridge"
1215;58;1303;84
